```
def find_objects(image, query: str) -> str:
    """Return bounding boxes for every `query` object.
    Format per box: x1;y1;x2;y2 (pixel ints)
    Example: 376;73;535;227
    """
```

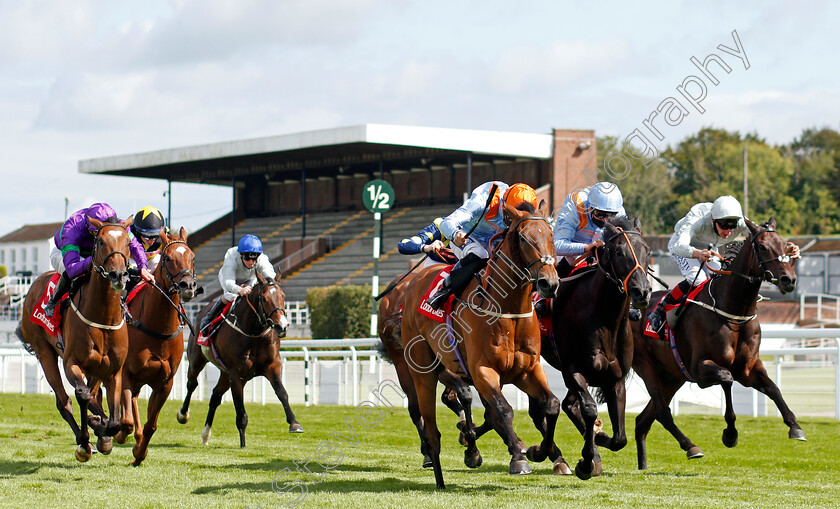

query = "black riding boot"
427;253;488;310
200;298;226;333
648;280;691;331
43;272;70;318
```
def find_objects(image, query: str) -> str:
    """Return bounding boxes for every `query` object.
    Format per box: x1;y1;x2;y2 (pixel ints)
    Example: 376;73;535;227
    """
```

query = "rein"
223;280;286;338
595;227;647;294
91;223;130;281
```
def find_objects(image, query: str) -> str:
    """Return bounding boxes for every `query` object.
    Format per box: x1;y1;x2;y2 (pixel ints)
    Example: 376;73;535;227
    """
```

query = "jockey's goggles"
591;209;618;220
241;252;260;261
714;218;739;230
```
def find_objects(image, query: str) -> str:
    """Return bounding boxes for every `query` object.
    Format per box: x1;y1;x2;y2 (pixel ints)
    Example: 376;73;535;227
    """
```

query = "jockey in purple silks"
43;202;152;317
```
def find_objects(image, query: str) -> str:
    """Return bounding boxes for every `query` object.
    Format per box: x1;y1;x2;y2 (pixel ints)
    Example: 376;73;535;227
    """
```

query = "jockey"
544;182;641;320
43;202;151;318
129;206;168;273
199;234;277;332
426;181;537;310
648;195;800;332
397;218;457;267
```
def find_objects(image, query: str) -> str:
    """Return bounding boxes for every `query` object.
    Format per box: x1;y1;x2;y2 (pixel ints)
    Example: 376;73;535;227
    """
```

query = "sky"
2;0;839;236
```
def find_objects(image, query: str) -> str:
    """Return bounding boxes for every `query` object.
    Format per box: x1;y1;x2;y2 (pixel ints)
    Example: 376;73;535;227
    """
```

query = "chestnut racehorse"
114;227;197;465
400;200;563;489
631;218;806;469
177;273;302;447
16;216;132;462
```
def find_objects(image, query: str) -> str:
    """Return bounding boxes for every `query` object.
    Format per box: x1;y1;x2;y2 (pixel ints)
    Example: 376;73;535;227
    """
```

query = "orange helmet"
503;183;537;209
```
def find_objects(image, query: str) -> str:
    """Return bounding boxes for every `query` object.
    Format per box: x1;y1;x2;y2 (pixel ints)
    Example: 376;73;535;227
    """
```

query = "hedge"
306;284;373;339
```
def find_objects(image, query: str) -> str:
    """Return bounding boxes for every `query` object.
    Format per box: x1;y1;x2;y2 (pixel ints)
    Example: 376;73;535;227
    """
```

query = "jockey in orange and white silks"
553;182;626;269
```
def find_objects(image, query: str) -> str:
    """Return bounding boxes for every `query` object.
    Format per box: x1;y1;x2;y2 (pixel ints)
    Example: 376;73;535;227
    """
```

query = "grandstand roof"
79;124;554;186
0;222;62;243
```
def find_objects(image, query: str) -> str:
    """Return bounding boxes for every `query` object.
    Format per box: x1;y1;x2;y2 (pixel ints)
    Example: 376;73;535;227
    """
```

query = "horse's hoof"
289;423;304;433
687;446;704;459
722;428;738;448
509;459;531;475
422;455;433;469
176;409;190;424
525;445;547;463
464;448;482;469
113;431;127;445
96;437;113;455
789;428;807;441
201;425;212;446
574;459;594;480
75;444;92;462
592;461;603;477
131;459;143;467
553;459;573;475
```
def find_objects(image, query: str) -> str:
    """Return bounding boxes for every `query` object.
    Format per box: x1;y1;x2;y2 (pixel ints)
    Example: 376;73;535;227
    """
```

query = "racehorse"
400;200;562;489
177;273;302;447
378;271;479;469
16;216;133;462
631;217;806;470
538;215;651;479
114;227;197;465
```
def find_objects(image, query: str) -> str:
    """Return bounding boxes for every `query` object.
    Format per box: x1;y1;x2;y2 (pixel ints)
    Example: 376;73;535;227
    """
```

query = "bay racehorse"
114;227;197;465
177;273;302;447
538;215;651;479
16;216;132;461
400;200;562;489
631;217;805;469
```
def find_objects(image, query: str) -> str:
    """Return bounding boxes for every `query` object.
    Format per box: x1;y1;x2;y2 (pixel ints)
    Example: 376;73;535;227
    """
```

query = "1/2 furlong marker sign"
363;180;395;334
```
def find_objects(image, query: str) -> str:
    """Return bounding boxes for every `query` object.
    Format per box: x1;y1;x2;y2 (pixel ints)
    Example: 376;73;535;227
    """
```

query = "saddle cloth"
417;265;455;323
29;273;67;340
197;301;234;347
643;280;710;340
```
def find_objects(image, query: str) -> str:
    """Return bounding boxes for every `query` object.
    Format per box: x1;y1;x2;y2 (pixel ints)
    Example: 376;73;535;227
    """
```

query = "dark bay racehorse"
16;217;132;461
400;200;562;489
114;227;197;465
631;218;805;469
538;216;651;479
177;273;302;447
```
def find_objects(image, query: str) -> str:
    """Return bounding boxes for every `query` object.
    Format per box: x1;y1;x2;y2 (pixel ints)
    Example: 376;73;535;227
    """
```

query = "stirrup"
534;298;550;318
427;288;451;310
648;309;664;332
628;307;642;322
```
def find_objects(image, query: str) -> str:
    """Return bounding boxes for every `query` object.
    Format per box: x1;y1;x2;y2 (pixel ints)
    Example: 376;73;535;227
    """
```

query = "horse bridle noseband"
508;216;556;282
711;225;790;286
234;279;287;336
159;240;196;295
596;227;647;294
91;224;130;280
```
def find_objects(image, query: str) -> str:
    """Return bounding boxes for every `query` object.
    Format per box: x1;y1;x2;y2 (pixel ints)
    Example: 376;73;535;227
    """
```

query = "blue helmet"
237;234;263;254
588;182;623;213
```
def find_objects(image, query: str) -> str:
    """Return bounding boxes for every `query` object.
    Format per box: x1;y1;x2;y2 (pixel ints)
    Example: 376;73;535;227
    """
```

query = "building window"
32;248;38;262
21;248;26;263
0;250;4;264
11;250;15;263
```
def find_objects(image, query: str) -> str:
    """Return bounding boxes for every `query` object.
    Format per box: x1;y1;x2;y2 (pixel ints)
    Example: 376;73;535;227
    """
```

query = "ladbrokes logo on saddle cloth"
418;265;455;323
29;273;66;340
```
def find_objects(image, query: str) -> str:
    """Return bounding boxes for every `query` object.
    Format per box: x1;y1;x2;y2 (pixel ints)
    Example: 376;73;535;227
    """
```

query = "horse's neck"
80;273;122;321
477;243;531;312
235;293;261;329
718;241;761;313
586;270;628;331
140;275;180;325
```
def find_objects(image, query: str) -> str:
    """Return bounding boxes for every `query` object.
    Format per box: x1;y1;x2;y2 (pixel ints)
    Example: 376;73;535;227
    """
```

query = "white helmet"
711;195;743;219
588;182;623;213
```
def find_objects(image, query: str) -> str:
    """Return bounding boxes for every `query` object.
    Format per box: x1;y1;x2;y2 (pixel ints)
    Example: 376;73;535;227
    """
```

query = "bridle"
596;226;647;294
229;279;287;337
158;239;196;295
708;224;790;286
506;216;556;283
91;224;130;280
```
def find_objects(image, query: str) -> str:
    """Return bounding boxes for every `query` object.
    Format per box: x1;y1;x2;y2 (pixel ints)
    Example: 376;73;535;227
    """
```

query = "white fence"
0;329;838;420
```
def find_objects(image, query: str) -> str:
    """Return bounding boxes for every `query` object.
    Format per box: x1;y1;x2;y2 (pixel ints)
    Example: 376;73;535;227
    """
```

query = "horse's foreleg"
439;371;481;469
473;365;530;476
736;359;806;441
132;382;171;466
561;390;586;435
64;362;92;462
561;371;598;479
115;386;134;444
102;370;124;438
202;373;231;446
266;364;303;433
597;379;628;452
227;374;248;448
413;370;445;489
177;347;207;424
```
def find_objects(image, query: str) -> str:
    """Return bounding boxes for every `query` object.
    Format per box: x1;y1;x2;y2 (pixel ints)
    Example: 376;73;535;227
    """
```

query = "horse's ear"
159;227;168;243
745;218;759;235
256;272;266;284
88;216;104;230
538;199;549;217
121;215;133;229
179;226;188;241
633;216;643;233
767;217;777;229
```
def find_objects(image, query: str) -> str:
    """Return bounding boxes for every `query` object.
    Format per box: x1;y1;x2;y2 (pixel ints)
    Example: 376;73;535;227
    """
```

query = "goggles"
715;218;739;230
592;209;618;221
241;252;260;261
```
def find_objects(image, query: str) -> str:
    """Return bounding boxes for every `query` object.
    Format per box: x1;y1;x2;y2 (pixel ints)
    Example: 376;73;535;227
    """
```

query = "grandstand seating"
191;204;454;301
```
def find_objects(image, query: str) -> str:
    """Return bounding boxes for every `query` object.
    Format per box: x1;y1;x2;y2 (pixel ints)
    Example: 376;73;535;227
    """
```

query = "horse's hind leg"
177;346;207;424
132;382;171;466
37;348;82;438
526;395;571;475
735;358;806;441
202;373;231;446
438;371;481;469
598;379;628;452
474;366;532;476
64;361;93;462
637;373;701;467
266;364;303;433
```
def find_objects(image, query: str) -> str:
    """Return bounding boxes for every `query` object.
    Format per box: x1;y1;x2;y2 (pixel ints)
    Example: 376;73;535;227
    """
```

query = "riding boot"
43;272;70;318
427;253;488;310
648;280;692;331
200;298;226;333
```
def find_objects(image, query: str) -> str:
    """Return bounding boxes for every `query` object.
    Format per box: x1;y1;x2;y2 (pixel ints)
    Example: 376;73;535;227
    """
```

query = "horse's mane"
103;216;121;225
606;214;637;231
504;202;539;268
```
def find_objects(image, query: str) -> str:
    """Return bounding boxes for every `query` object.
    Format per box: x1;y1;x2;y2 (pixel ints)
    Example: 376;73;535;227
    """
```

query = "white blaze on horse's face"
175;246;187;255
107;229;125;241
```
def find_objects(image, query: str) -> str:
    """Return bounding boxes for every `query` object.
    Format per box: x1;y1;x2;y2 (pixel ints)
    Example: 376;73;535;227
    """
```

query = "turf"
0;393;838;508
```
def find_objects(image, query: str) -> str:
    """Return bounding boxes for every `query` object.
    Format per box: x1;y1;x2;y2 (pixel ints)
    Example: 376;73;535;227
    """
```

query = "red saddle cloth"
125;281;147;307
29;273;67;338
643;280;710;340
417;265;455;323
197;301;234;346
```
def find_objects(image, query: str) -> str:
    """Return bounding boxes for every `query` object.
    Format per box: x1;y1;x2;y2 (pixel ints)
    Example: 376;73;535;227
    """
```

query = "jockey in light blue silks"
398;218;457;267
426;181;538;310
541;182;642;320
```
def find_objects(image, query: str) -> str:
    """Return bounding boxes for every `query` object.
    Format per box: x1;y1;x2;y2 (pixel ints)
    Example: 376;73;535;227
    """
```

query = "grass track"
0;393;838;508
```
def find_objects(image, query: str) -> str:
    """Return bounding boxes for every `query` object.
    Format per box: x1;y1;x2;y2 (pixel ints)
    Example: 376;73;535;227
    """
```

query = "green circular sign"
362;179;395;212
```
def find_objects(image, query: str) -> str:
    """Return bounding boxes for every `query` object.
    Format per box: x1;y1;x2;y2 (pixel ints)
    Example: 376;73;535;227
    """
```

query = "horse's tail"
15;323;36;356
591;387;607;405
375;340;393;364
